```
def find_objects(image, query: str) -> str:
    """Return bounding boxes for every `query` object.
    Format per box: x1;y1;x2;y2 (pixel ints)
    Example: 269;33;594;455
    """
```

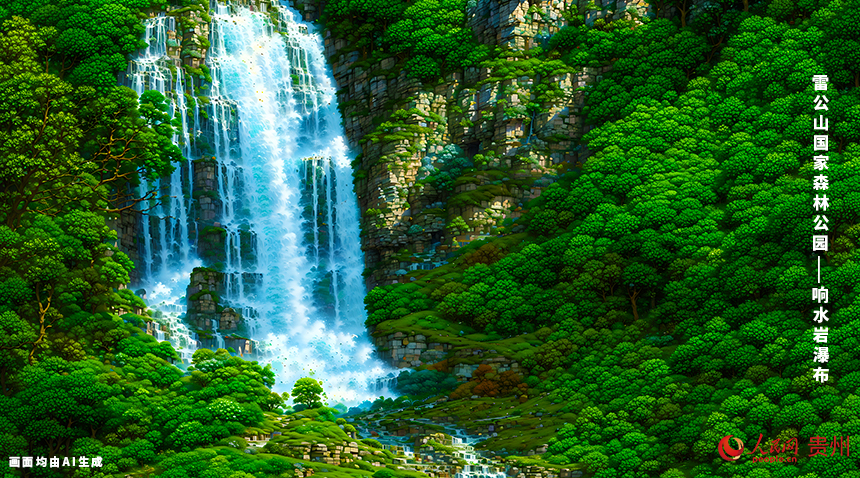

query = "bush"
395;369;459;396
405;55;441;81
362;438;383;448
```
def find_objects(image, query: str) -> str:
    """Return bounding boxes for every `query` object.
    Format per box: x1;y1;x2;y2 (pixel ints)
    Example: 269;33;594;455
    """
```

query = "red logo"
718;435;744;461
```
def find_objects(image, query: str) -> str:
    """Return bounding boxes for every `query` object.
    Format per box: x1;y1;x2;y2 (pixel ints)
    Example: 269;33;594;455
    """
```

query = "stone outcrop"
373;331;521;375
265;439;368;466
184;267;256;354
144;320;169;338
505;465;582;478
284;0;611;287
186;270;242;329
374;332;455;368
107;212;143;284
186;267;226;329
193;158;222;224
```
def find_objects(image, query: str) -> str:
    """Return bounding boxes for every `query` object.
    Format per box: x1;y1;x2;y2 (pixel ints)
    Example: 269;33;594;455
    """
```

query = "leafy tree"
291;377;325;409
0;16;181;230
815;0;860;88
260;391;285;412
446;216;470;236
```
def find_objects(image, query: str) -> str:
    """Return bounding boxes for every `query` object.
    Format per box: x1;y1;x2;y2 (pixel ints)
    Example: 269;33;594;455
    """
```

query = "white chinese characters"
7;456;103;469
811;74;831;384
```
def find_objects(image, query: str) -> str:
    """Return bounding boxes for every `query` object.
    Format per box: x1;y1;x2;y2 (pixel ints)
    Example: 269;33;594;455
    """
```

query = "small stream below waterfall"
352;407;508;478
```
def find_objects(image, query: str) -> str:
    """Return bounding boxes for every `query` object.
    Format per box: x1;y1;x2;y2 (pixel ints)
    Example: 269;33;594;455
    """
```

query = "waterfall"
204;1;396;404
172;68;192;265
139;182;154;279
212;319;226;350
120;1;395;402
451;437;507;478
126;13;201;363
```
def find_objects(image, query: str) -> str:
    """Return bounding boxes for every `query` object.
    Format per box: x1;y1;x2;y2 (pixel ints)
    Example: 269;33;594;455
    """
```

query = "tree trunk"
29;292;53;365
629;289;640;320
678;0;688;27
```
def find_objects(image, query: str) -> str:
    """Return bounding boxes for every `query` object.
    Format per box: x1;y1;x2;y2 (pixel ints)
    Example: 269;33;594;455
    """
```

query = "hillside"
1;0;859;476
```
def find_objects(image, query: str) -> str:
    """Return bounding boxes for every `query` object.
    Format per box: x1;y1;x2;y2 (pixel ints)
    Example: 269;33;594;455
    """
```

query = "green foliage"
323;0;489;81
418;144;473;191
446;216;470;236
549;19;710;125
373;469;400;478
395;369;459;396
1;0;158;88
364;283;437;327
404;54;441;82
362;438;383;448
0;16;181;230
291;377;326;409
363;6;860;477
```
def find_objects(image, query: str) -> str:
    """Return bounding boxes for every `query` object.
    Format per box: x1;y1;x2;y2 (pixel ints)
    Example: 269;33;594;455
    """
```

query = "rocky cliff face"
373;331;522;379
185;267;254;354
283;0;643;287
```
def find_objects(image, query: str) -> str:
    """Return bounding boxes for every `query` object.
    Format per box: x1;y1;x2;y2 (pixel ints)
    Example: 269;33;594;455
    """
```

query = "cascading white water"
374;434;507;477
204;1;395;404
127;14;201;363
451;437;507;478
212;319;226;350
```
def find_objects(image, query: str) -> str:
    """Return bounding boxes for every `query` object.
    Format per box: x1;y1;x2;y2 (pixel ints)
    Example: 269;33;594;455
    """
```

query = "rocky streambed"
351;407;583;478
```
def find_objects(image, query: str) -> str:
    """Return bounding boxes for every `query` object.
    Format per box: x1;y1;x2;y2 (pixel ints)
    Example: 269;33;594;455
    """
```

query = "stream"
352;406;508;478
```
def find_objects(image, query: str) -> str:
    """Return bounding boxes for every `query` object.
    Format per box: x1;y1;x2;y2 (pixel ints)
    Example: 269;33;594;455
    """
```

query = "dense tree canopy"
0;15;180;230
323;0;489;80
365;3;860;476
3;0;860;475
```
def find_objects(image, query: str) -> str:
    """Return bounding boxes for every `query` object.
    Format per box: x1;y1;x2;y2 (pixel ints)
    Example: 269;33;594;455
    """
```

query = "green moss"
364;208;390;216
423;208;446;216
447;184;513;210
201;226;227;237
189;290;220;303
423;440;456;455
360;439;382;448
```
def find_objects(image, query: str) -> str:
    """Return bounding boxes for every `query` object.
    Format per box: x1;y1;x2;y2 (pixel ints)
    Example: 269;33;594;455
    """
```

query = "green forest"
2;0;860;476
